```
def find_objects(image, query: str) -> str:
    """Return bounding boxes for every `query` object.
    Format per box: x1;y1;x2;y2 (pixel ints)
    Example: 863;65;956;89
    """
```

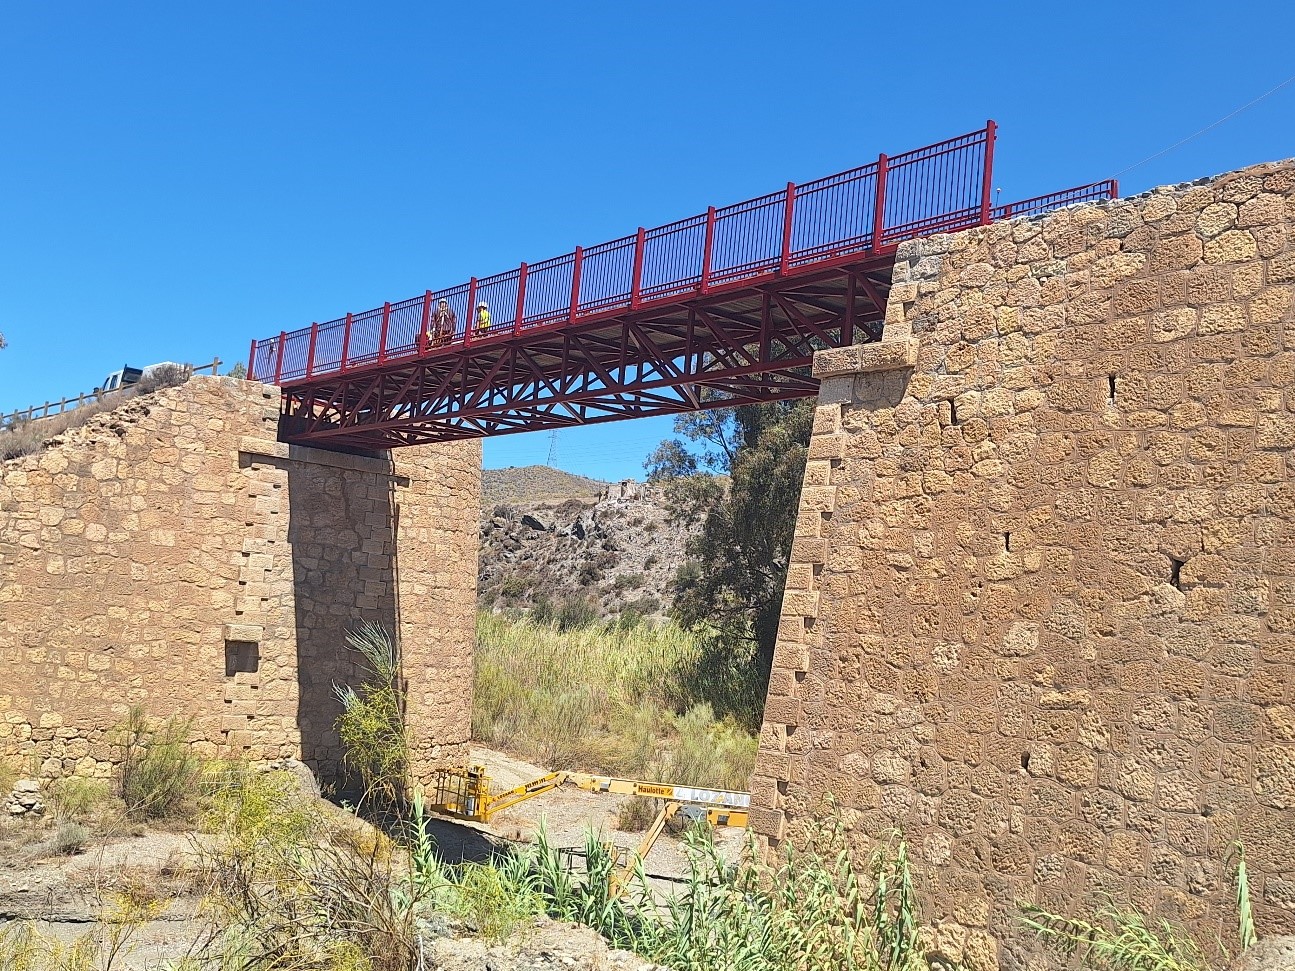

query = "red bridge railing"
249;123;1116;385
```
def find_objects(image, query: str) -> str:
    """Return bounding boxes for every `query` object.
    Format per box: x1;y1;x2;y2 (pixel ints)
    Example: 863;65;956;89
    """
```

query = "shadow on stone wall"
286;453;403;793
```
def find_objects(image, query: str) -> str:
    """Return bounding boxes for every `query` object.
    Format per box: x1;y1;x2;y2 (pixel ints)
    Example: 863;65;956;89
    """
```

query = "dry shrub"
47;776;111;821
195;770;421;971
113;706;200;820
52;821;89;855
616;795;658;832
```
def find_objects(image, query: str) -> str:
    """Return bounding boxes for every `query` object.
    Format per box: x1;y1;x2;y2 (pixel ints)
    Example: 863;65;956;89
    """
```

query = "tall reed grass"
473;613;756;790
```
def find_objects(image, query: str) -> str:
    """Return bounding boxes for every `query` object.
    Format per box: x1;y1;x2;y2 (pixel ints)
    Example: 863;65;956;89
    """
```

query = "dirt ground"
0;746;740;968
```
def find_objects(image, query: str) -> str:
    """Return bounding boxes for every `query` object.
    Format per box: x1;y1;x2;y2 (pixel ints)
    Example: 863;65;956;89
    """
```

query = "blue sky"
1;1;1292;482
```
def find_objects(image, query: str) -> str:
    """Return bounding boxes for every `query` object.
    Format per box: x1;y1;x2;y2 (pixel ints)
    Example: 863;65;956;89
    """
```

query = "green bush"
499;576;529;598
613;572;645;591
113;706;199;820
556;597;598;632
334;623;409;806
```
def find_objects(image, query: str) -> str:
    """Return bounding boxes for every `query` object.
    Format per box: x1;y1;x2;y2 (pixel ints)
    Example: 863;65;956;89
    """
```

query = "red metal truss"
279;260;891;449
251;122;1118;451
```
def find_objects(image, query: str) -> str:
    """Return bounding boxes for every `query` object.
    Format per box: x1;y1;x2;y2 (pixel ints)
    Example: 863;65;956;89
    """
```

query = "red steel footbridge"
249;122;1116;451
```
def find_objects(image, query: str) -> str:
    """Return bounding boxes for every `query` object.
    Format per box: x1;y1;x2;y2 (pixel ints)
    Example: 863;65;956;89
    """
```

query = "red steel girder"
279;259;890;450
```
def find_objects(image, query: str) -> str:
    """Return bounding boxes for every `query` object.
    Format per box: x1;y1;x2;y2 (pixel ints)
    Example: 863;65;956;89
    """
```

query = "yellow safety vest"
476;308;492;331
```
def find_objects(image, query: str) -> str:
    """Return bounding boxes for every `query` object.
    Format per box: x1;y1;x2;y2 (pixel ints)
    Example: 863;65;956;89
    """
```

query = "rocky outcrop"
479;486;695;622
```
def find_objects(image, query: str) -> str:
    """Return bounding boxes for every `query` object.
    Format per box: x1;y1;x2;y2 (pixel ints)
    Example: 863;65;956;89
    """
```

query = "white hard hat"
477;301;488;308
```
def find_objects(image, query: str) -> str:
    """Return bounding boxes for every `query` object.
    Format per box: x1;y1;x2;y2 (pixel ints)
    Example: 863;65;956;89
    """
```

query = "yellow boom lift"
430;765;750;895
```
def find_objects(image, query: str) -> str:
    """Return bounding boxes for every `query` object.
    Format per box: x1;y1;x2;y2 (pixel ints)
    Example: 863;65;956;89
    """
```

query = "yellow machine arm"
429;766;750;826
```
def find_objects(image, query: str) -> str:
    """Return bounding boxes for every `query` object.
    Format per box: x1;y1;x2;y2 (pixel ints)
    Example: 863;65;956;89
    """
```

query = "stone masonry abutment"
752;158;1295;967
1;376;479;787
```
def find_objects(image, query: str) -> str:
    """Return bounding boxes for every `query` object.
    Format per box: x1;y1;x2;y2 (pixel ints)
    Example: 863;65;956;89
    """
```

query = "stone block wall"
0;376;479;786
752;159;1295;966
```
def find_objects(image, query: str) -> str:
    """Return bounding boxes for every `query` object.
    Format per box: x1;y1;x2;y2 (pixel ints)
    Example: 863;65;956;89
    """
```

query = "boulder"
520;513;550;532
1231;938;1295;971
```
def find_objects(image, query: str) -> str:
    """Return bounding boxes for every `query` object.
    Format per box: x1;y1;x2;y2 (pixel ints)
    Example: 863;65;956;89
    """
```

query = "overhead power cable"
1110;72;1295;180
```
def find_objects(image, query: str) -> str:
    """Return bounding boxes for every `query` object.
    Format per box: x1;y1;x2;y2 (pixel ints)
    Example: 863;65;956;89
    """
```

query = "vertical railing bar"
980;120;996;226
340;314;353;372
378;302;391;364
272;330;287;384
465;277;478;346
247;339;258;380
872;154;888;250
515;262;528;333
306;322;319;379
418;290;432;354
779;184;791;274
630;227;646;309
700;206;715;290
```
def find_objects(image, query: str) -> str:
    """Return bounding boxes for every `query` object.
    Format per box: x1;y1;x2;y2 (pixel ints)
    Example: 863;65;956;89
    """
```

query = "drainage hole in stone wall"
225;640;260;676
1169;557;1184;590
1108;374;1118;405
1021;752;1031;771
948;399;959;426
1004;532;1012;552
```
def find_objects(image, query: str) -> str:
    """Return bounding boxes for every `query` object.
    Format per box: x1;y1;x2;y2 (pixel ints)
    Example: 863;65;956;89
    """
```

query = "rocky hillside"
479;478;695;622
482;465;607;505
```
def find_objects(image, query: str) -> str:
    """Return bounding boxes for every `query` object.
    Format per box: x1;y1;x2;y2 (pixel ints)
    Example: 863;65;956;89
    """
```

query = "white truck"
95;362;187;395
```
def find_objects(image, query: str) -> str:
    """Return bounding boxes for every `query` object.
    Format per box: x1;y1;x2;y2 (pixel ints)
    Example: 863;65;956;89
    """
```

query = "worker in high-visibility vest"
475;301;492;335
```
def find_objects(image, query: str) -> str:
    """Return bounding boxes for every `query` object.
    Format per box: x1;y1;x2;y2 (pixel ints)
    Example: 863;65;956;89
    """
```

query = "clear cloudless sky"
2;1;1293;481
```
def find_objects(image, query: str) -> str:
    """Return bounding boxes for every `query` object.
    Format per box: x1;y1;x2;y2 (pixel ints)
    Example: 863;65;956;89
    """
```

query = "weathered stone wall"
0;376;479;786
752;159;1295;966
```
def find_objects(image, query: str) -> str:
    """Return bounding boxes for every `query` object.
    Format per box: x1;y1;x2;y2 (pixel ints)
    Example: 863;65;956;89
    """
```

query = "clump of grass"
52;821;89;856
0;759;17;799
334;622;409;806
113;706;200;821
474;612;756;788
1021;901;1209;971
47;776;110;821
507;812;929;971
1231;841;1256;953
1022;844;1261;971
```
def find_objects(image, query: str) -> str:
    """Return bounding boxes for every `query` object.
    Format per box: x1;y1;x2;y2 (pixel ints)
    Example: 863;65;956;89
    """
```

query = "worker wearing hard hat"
475;301;492;336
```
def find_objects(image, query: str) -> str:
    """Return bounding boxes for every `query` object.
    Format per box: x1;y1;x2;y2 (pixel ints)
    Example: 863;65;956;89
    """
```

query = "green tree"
226;361;246;379
647;397;814;728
